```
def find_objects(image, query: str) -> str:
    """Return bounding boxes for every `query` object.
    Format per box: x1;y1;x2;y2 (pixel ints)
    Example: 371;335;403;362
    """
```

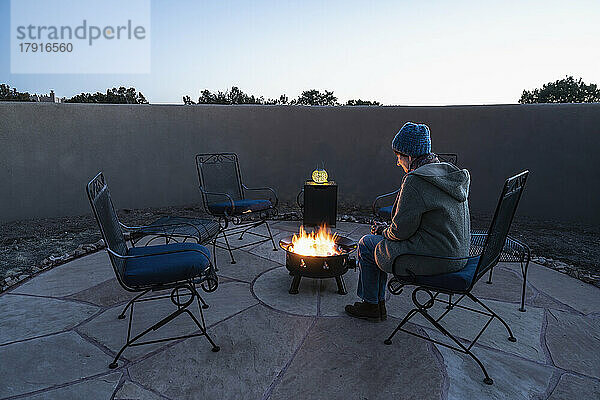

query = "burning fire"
290;225;341;257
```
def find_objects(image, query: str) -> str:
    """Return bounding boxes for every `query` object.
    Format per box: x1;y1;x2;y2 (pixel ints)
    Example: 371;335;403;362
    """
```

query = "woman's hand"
371;222;388;235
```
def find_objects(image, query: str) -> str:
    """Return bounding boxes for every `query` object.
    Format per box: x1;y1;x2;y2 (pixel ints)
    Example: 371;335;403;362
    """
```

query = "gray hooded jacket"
374;162;471;275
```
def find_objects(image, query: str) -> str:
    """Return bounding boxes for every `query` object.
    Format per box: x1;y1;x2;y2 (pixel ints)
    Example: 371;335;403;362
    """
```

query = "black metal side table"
298;181;338;227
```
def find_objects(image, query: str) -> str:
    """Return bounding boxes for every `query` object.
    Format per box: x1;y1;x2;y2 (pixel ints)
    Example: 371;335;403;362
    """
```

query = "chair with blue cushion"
86;172;220;369
384;170;529;385
372;153;459;221
196;153;278;264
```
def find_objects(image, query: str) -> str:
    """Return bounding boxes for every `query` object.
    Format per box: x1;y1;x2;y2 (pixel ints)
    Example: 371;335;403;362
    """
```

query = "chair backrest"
195;153;244;206
86;172;128;280
437;153;458;165
471;170;529;286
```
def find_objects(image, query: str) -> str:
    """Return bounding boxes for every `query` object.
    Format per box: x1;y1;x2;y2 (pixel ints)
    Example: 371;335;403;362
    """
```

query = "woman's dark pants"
357;234;388;304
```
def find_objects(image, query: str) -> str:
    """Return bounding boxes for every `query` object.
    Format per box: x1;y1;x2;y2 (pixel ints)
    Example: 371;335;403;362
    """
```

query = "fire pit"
279;226;357;295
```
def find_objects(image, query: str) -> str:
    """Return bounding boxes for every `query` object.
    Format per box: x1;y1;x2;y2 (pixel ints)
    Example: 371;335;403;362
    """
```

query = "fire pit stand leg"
335;276;347;295
289;275;301;294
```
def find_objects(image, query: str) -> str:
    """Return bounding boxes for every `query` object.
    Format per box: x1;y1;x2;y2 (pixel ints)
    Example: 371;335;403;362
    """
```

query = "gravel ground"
1;203;598;287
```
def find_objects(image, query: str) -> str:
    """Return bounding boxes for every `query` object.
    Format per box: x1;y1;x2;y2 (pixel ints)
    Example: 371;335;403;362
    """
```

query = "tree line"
0;84;148;104
2;76;599;104
518;76;600;104
183;87;381;106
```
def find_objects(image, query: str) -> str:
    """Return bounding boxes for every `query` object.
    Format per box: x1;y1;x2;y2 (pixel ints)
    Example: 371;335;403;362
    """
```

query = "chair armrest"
372;189;400;216
120;221;204;238
395;253;475;262
242;184;279;207
199;187;236;215
296;189;304;208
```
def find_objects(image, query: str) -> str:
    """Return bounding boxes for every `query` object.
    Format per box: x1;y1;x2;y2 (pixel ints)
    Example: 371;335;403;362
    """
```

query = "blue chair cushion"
208;199;272;216
378;206;393;220
397;256;480;292
123;243;211;287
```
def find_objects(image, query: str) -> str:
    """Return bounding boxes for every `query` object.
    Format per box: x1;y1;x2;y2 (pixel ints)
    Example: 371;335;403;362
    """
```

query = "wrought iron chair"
196;153;278;264
86;172;220;369
384;170;529;385
373;153;459;221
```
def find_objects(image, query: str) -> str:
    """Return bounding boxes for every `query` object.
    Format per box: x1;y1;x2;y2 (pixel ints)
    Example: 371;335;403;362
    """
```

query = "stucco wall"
1;102;599;223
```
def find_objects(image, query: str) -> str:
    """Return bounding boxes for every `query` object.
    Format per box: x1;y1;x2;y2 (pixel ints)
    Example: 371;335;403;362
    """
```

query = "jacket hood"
410;162;470;202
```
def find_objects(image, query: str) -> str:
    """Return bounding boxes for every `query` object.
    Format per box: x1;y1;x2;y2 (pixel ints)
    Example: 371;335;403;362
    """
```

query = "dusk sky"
1;0;599;105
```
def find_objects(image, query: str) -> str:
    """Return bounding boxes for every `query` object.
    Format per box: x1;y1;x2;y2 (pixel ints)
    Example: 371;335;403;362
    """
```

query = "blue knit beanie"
391;122;431;157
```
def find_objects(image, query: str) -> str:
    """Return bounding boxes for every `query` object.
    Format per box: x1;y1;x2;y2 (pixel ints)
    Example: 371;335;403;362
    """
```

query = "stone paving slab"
11;251;115;297
545;309;600;379
67;278;137;307
113;381;165;400
507;261;600;315
245;233;286;264
20;372;122;400
319;269;360;316
0;331;114;398
128;305;313;400
548;373;600;399
253;266;319;316
269;220;306;234
2;221;600;399
347;224;371;242
268;317;444;400
77;281;257;362
530;291;579;313
215;247;282;283
428;328;554;400
471;266;534;305
0;294;99;345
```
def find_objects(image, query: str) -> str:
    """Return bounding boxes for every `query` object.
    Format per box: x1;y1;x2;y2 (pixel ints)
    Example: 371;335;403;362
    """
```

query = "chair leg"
385;288;496;385
237;224;252;240
446;294;454;310
110;284;220;369
264;220;278;251
420;308;494;385
118;289;150;319
197;292;209;309
190;286;220;352
212;239;219;272
384;309;418;345
221;230;236;264
467;293;516;342
110;297;191;368
519;260;530;312
395;303;495;385
237;221;260;240
486;268;494;284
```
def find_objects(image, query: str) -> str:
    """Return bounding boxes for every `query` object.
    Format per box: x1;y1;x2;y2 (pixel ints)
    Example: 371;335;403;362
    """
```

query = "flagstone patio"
1;221;599;400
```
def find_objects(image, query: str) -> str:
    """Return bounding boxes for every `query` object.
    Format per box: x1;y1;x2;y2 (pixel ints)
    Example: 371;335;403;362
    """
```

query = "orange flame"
290;225;341;256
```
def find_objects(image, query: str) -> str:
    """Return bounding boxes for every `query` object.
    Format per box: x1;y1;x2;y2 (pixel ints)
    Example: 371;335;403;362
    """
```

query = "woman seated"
345;122;471;322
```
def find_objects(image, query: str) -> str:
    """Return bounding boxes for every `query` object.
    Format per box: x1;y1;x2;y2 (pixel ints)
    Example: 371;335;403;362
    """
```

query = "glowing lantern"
312;168;328;184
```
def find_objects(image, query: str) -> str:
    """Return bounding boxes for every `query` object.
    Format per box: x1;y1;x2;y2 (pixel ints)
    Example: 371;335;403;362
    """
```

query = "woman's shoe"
345;301;381;322
379;300;387;321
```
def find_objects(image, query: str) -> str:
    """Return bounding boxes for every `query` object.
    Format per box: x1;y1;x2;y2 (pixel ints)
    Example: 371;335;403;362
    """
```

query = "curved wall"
1;102;598;223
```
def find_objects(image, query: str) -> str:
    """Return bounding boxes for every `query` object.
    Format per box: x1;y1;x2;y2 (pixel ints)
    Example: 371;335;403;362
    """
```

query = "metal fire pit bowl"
279;234;357;295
